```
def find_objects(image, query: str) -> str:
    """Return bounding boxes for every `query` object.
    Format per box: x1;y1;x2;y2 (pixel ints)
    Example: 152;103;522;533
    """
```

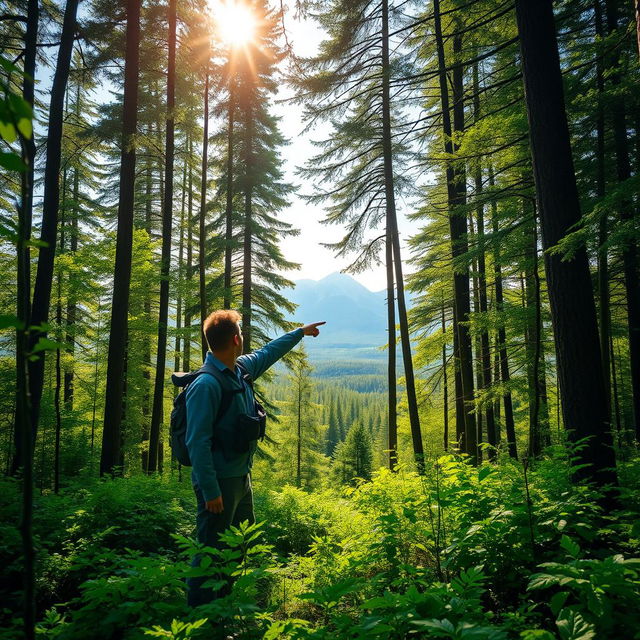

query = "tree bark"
442;299;448;451
489;167;517;459
64;79;82;409
175;158;187;380
224;73;235;309
594;0;612;422
140;161;152;472
514;0;617;485
604;0;640;442
297;377;302;487
434;0;477;463
199;65;210;361
148;0;177;473
101;0;141;476
472;62;496;458
14;9;39;627
26;0;79;460
382;0;423;470
386;226;397;470
242;101;253;353
184;136;194;371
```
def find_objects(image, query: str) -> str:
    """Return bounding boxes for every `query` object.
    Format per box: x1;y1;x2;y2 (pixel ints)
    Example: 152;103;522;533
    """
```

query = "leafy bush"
3;449;640;639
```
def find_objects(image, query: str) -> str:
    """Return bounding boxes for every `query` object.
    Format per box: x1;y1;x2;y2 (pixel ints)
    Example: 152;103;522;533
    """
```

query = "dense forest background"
1;0;639;638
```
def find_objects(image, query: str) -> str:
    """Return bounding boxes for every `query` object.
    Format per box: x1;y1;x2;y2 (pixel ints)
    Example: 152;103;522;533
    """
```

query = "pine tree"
100;0;141;476
333;421;373;484
293;0;424;469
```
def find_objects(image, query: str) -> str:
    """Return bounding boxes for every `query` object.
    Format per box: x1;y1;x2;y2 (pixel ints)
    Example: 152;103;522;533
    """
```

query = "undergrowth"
1;448;639;639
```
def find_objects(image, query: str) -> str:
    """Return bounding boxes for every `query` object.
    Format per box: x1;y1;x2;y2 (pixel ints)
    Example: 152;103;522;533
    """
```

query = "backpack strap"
172;364;244;426
236;361;254;391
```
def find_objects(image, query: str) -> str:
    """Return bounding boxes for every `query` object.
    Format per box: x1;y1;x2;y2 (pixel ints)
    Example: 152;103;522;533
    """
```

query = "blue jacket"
185;328;304;501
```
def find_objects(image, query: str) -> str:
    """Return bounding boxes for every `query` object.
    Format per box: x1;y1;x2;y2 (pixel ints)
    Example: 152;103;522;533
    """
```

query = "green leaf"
31;337;65;354
0;56;21;74
549;591;570;617
520;631;556;640
560;535;580;558
556;609;596;640
8;93;33;120
0;121;17;144
17;117;32;139
0;151;25;171
528;573;559;590
0;314;24;330
478;466;495;482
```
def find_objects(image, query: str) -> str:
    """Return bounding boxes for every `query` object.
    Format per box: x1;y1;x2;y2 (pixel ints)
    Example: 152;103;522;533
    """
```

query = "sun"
213;1;256;47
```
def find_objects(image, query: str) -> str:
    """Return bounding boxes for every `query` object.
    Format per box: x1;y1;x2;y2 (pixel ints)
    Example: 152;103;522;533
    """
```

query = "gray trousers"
187;474;255;607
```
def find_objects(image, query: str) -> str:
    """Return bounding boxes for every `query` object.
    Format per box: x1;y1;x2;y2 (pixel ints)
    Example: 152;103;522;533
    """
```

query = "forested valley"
1;0;639;638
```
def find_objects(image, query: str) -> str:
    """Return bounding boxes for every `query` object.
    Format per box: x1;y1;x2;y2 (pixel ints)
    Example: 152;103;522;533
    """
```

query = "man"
185;309;325;606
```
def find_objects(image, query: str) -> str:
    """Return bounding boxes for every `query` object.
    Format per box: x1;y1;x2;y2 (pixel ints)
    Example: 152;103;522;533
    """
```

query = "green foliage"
2;449;640;639
332;421;373;484
528;537;640;639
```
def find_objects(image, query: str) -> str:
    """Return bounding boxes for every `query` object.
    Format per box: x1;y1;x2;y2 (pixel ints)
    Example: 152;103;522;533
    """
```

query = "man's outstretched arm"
238;322;326;380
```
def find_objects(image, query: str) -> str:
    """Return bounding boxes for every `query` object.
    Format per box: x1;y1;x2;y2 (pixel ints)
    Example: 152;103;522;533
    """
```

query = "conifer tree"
333;421;373;484
26;0;79;460
211;0;298;350
100;0;141;475
293;0;424;469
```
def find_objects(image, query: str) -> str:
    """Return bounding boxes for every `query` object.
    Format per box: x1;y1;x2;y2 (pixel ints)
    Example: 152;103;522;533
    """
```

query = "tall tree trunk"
184;137;194;371
90;297;101;461
175;158;187;379
442;299;448;451
453;308;465;447
594;0;612;423
469;214;484;462
610;335;623;445
14;0;39;479
472;63;496;458
54;277;62;495
224;77;235;309
514;0;617;485
141;163;152;472
386;226;397;470
101;0;141;476
490;167;517;458
64;78;82;409
381;0;423;469
54;174;67;494
604;0;640;442
119;330;129;472
242;103;253;353
199;64;210;361
64;165;79;408
148;0;177;473
297;378;302;487
15;4;38;620
524;204;545;456
434;0;477;463
26;0;79;459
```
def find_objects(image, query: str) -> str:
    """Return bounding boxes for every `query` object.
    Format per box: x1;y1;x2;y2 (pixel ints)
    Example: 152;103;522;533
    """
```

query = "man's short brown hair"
203;309;241;351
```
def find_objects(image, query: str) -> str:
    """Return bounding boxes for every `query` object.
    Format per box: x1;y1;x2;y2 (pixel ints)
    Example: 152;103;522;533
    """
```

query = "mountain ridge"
282;272;391;355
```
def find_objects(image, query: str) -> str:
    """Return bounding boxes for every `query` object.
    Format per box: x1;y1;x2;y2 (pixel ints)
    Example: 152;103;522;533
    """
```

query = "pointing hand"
301;321;326;337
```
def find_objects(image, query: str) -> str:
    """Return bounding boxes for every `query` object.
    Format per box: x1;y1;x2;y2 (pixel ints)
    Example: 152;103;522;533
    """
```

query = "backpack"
169;361;262;466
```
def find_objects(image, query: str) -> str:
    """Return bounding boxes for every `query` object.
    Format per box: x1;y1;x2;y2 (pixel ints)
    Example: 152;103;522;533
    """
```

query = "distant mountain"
282;272;390;354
